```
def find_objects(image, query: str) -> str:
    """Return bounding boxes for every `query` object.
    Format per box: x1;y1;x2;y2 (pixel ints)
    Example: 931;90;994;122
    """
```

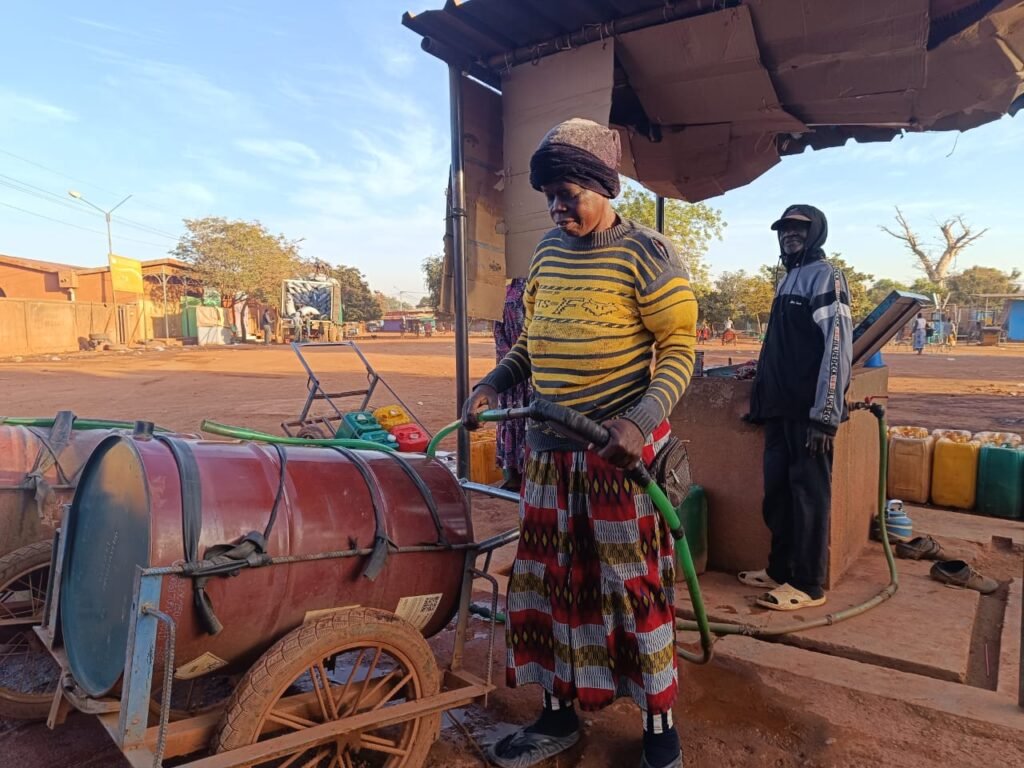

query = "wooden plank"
180;685;488;768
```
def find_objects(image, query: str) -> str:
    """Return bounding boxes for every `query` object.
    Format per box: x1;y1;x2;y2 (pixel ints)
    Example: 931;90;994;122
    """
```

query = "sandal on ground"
756;583;827;612
487;728;581;768
895;535;946;561
640;752;683;768
737;569;779;589
929;560;999;595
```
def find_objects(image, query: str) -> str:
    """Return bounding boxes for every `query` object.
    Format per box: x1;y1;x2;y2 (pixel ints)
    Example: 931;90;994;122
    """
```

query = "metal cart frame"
36;518;517;768
280;341;431;440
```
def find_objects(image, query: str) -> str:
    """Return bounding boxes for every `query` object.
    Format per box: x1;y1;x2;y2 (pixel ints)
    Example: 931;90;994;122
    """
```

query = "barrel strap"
155;435;226;635
329;447;396;582
379;451;449;546
25;410;78;521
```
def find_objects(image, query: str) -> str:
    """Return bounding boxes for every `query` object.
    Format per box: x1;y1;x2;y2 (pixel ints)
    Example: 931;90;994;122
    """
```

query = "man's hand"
594;419;645;468
806;424;834;456
461;385;499;430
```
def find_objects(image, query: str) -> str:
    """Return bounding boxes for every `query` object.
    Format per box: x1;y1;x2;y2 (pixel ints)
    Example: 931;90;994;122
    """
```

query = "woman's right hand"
462;384;499;430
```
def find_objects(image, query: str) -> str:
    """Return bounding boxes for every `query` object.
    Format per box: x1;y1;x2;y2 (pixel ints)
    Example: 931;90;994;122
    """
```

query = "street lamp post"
69;190;132;343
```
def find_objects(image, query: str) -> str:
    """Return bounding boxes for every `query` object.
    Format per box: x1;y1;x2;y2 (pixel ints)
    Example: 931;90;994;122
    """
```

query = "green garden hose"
0;416;171;432
456;401;897;665
200;420;395;452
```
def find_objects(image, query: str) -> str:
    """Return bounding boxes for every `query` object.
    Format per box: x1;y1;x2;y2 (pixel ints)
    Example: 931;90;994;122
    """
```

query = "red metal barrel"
0;425;114;557
60;436;473;697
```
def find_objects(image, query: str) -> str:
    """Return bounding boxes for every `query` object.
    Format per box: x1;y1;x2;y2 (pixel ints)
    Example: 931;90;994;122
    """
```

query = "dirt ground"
1;337;1023;767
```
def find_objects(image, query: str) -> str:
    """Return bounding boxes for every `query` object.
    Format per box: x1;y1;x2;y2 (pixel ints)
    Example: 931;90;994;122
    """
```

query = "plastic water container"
976;445;1024;519
360;429;398;448
889;426;930;440
873;500;913;541
974;432;1023;448
374;405;412;431
676;485;708;575
931;438;980;509
466;430;504;485
336;411;381;439
887;433;934;504
391;424;430;453
864;351;884;368
931;429;973;444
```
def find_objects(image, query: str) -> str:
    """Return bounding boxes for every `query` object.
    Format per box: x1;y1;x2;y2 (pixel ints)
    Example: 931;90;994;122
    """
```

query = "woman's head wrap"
529;118;621;199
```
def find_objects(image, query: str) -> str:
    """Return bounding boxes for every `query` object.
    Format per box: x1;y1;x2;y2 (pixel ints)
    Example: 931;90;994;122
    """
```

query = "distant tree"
613;185;725;295
825;254;874;321
172;217;302;307
420;254;444;310
333;265;382;322
880;207;987;288
946;265;1021;305
867;278;909;308
416;295;433;308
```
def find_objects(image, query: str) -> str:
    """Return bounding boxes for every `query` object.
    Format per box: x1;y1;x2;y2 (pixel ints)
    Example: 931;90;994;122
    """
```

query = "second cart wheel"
297;425;329;440
212;608;441;768
0;541;60;720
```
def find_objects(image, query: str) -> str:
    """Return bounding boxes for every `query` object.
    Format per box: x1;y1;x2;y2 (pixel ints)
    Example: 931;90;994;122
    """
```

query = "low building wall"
669;366;888;588
0;298;133;356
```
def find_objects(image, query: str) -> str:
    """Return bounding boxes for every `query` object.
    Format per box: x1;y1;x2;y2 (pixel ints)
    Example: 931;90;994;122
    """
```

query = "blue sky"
1;1;1020;297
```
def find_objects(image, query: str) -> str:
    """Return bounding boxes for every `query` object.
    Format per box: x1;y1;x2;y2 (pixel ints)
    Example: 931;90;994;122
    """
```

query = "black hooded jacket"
749;205;853;434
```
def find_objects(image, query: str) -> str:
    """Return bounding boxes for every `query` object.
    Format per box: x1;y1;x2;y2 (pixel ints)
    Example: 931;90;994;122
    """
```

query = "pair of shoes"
895;535;946;561
929;560;999;595
487;728;580;768
756;583;827;612
737;568;778;589
640;751;683;768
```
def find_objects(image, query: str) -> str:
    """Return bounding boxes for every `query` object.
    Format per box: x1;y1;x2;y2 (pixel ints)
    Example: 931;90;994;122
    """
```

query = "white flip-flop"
756;583;827;612
737;568;778;589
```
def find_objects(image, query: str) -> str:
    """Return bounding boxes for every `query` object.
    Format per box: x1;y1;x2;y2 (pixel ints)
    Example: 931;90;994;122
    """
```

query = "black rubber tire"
297;424;329;440
212;608;440;767
0;541;57;720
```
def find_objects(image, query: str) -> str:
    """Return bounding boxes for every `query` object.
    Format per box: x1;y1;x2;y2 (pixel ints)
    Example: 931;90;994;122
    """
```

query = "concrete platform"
675;544;981;683
909;504;1024;547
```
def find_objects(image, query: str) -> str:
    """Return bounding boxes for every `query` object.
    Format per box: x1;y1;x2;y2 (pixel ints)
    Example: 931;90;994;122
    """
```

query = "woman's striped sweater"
481;218;698;452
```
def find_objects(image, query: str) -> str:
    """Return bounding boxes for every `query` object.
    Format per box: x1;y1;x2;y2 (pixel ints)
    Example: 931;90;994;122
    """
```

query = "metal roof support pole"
449;64;471;481
655;195;666;234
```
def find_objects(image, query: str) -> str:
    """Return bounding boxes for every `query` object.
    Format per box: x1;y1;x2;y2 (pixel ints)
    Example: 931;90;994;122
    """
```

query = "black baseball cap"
771;206;813;231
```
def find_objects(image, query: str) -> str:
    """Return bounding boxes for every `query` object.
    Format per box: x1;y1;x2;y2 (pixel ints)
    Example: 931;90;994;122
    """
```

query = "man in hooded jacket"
739;205;852;611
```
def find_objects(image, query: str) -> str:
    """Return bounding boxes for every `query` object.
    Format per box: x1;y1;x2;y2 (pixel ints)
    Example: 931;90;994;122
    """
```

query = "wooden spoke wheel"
213;608;441;768
0;541;60;720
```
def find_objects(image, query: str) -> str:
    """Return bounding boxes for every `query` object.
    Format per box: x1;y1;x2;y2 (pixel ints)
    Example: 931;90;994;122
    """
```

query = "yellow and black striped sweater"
482;219;698;452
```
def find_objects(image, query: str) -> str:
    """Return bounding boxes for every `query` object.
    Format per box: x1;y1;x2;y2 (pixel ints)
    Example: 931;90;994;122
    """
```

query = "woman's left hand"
594;419;645;468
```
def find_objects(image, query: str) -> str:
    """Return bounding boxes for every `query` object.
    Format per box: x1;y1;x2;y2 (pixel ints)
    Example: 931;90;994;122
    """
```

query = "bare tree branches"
879;206;987;286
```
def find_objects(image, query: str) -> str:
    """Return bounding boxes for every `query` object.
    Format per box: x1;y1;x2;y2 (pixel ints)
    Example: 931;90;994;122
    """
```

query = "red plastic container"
392;424;430;453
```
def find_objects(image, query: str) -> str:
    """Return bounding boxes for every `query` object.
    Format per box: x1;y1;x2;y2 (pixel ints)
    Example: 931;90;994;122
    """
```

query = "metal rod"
459;480;521;504
141;541;481;577
448;64;471;481
655;195;666;234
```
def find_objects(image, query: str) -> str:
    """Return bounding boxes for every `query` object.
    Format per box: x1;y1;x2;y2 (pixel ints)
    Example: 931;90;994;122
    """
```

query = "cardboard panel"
747;0;928;124
440;77;507;321
914;3;1024;125
617;6;805;134
501;41;614;277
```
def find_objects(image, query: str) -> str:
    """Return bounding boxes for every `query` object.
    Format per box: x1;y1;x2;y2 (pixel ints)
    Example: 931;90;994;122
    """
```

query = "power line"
0;171;179;241
0;149;182;238
0;200;170;248
0;148;122;197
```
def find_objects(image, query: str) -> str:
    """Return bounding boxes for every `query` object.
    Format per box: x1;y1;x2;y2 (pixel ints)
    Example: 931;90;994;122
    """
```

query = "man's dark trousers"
762;419;833;599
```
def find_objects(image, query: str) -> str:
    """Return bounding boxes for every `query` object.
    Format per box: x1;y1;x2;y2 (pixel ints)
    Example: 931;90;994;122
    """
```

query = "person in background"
493;277;533;491
464;118;697;768
741;205;852;611
261;307;275;345
912;312;927;354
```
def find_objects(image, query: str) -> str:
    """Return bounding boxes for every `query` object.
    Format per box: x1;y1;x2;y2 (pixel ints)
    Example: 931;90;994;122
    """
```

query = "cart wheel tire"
297;425;329;440
212;608;440;767
0;541;58;720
